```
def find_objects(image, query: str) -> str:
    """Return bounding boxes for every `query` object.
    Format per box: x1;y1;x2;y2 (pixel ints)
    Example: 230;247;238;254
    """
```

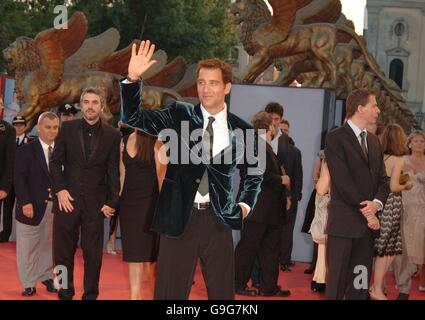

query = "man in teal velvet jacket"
120;41;263;299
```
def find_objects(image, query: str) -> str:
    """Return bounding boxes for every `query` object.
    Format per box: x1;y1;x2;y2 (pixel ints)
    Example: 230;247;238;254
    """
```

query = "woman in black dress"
120;129;166;300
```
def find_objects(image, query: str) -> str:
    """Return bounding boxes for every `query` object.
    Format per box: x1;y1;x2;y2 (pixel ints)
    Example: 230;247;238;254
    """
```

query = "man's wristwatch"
126;75;141;83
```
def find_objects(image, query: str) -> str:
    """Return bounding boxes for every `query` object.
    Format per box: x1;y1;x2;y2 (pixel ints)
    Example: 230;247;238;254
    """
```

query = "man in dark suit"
235;112;290;297
13;116;33;147
324;89;389;300
279;119;303;271
0;103;16;243
50;87;121;300
120;41;263;300
249;103;292;285
265;102;290;169
14;112;59;297
0;116;33;242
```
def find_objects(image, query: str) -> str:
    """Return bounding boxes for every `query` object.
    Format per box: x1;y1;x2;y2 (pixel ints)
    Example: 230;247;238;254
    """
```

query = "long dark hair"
134;130;156;163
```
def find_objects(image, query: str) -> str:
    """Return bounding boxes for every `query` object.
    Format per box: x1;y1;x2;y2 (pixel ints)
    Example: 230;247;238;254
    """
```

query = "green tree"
70;0;237;64
0;0;237;72
0;0;32;72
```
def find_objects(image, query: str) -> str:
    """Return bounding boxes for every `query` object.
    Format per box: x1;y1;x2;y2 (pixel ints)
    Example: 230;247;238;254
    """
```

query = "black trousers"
325;233;374;300
53;199;104;300
280;202;298;264
0;187;15;242
235;220;282;294
154;208;234;300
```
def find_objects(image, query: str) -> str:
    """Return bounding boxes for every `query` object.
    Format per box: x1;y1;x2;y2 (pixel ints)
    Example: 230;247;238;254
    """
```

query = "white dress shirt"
16;134;25;145
39;138;55;168
194;104;228;204
269;127;282;155
121;78;251;213
347;120;368;152
194;104;250;213
347;119;383;210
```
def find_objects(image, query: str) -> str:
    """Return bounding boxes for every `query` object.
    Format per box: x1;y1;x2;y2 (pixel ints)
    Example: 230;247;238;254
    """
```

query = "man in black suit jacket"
279;119;303;270
324;89;389;300
265;102;290;169
0;116;33;242
14;112;59;297
120;41;263;300
235;112;290;297
0;108;15;242
50;87;121;300
248;103;292;285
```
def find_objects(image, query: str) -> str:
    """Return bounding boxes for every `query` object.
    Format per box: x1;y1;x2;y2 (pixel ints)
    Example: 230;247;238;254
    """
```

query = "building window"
394;22;405;37
389;59;404;89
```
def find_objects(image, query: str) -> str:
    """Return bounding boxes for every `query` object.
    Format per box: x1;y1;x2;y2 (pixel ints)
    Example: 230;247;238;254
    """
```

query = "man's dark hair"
197;58;233;84
265;102;284;118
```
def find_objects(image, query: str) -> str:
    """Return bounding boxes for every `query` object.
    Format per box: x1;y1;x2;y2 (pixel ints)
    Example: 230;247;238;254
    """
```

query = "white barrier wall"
229;84;336;263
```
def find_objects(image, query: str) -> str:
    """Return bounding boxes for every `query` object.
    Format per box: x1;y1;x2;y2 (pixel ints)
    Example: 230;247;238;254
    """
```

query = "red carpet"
0;242;423;300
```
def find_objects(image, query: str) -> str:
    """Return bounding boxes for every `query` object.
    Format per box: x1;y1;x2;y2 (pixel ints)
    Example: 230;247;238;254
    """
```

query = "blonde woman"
310;154;330;293
394;130;425;299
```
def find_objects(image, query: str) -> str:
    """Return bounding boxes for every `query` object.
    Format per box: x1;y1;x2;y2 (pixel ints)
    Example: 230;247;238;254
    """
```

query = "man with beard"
50;87;120;300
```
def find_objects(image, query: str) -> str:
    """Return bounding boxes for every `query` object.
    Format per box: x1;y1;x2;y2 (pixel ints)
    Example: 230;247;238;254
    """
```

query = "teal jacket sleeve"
120;80;178;137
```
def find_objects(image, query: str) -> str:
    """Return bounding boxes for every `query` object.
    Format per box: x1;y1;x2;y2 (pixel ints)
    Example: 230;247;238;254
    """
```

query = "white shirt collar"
347;119;367;139
17;134;25;142
271;128;282;143
39;138;54;150
200;103;227;127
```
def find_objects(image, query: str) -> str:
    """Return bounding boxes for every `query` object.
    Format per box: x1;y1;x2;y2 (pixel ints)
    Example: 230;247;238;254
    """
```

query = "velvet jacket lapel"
193;105;238;161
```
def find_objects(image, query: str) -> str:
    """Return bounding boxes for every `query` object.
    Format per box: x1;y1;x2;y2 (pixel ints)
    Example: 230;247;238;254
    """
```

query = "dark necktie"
48;145;53;170
360;131;368;158
198;116;215;196
16;137;19;147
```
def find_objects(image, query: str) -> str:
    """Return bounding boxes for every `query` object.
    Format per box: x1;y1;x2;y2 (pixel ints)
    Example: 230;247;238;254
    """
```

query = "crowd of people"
0;40;424;300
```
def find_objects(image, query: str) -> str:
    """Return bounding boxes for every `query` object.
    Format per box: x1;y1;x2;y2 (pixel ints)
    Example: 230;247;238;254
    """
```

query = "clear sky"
340;0;367;34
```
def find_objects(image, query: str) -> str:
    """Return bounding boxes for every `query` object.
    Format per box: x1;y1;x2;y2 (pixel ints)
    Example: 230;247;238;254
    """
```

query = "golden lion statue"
3;12;199;130
230;0;419;131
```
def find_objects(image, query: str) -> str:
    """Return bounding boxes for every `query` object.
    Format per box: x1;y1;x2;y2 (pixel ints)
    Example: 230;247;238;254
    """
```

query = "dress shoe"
42;279;58;293
397;293;409;300
235;287;258;297
280;264;292;272
58;289;74;300
311;281;326;293
287;261;296;267
259;289;291;297
22;287;36;297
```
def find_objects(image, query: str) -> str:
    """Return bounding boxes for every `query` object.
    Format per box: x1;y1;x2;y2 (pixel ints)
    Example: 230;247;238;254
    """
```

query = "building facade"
366;0;425;126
